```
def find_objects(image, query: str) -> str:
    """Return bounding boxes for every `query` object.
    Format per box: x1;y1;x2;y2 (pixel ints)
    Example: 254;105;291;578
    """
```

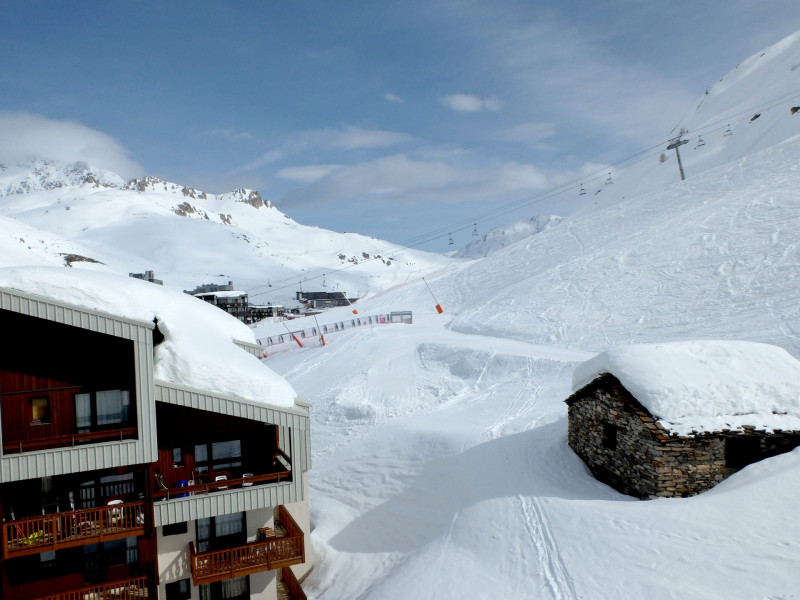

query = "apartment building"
0;276;311;600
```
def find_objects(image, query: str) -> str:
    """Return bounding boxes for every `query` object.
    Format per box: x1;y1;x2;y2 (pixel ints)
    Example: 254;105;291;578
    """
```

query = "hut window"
726;436;761;469
602;423;619;450
30;396;50;424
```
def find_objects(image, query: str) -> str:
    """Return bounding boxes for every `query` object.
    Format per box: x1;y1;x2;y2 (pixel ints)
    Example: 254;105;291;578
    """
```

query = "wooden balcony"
2;502;145;559
190;506;305;586
29;576;149;600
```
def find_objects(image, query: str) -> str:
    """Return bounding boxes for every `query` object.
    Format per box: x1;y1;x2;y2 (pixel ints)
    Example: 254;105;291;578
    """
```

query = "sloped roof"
572;341;800;436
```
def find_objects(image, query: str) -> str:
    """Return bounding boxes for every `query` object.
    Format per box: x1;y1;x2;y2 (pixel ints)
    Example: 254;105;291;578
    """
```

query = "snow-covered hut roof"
0;267;296;408
571;341;800;436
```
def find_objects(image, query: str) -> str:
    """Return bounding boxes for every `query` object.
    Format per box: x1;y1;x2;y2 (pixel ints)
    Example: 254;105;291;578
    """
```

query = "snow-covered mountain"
0;162;456;305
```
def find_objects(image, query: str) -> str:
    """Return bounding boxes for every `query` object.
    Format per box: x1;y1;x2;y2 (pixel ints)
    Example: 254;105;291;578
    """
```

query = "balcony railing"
2;427;138;455
2;501;145;559
153;470;291;500
190;506;305;585
29;576;149;600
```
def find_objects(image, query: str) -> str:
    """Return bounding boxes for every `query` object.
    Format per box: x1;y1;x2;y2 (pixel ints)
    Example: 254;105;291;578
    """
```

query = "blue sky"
2;1;800;250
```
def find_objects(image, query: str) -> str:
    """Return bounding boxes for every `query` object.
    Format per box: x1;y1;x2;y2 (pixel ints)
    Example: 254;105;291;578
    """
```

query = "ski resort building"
0;281;311;600
565;342;800;498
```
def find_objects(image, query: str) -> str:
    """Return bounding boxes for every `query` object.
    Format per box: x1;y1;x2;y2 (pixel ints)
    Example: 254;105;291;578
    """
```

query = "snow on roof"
571;341;800;436
0;267;297;409
194;290;247;298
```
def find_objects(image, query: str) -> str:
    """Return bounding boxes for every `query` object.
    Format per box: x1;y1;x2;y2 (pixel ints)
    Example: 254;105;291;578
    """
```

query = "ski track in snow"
520;495;578;600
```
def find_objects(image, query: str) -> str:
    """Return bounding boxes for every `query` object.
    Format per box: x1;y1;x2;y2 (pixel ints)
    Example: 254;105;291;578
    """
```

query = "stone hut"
565;341;800;498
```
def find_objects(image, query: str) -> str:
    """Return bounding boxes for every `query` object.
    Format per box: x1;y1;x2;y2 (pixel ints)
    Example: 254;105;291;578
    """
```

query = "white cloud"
0;112;143;179
441;94;504;113
276;164;343;183
234;126;413;174
280;154;549;206
233;149;284;173
496;121;557;144
323;126;413;149
385;93;404;103
201;128;254;141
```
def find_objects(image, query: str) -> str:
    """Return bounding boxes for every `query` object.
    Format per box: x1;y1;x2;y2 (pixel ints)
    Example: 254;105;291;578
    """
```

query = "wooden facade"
1;285;310;600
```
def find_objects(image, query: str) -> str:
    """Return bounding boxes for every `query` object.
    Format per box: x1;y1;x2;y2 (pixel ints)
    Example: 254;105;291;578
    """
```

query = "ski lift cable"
248;91;800;298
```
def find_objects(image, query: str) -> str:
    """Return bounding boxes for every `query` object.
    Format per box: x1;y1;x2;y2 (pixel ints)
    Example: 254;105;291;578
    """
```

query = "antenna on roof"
579;184;586;196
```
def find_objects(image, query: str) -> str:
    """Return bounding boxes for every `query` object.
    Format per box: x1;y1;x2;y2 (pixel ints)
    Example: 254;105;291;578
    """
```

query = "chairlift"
472;223;478;237
579;184;586;196
723;125;733;137
268;280;272;287
322;275;326;288
694;136;705;149
605;172;613;185
448;233;454;246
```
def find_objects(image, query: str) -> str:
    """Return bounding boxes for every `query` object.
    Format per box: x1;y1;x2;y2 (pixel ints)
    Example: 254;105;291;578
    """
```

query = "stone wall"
566;376;727;498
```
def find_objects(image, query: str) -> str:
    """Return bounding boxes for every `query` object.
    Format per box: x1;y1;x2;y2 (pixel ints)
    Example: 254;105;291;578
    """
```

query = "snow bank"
0;267;297;408
572;340;800;435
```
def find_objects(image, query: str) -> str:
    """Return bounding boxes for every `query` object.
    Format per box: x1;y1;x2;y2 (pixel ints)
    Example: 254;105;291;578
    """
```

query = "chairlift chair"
448;233;454;246
724;125;733;137
472;223;478;237
695;136;705;149
605;172;613;185
579;184;586;196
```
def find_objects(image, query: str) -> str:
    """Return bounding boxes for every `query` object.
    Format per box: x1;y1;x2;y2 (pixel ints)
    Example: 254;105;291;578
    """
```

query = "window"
193;440;241;475
196;512;245;553
75;389;131;431
166;579;191;600
602;423;619;450
30;396;50;424
172;447;183;466
200;576;249;600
